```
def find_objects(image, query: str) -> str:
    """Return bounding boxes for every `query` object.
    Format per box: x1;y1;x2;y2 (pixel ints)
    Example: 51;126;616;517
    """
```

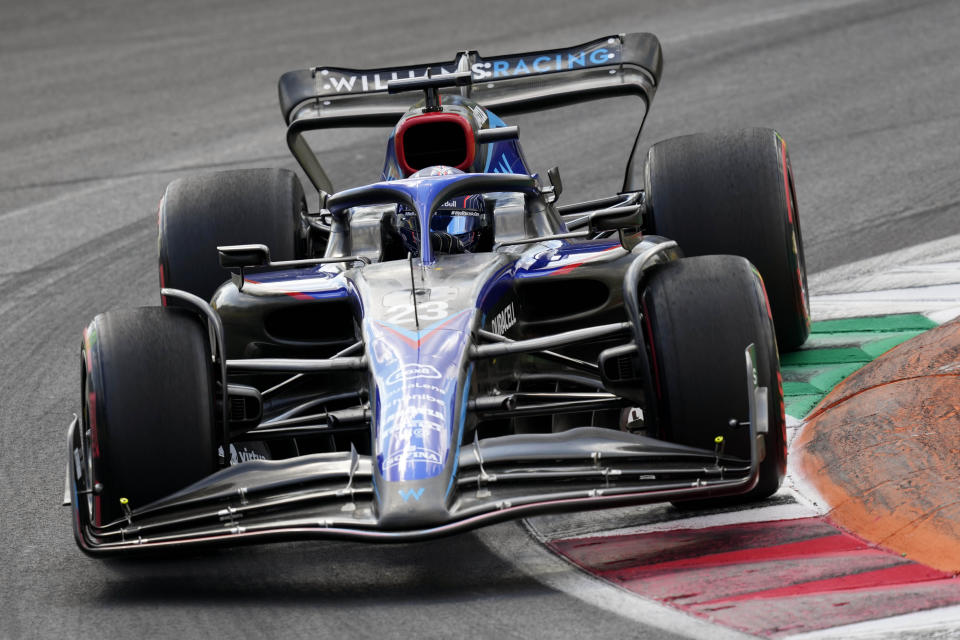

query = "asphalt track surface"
1;1;958;638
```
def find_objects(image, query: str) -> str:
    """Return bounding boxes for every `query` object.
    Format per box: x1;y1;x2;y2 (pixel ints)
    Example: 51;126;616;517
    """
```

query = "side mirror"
547;166;563;198
218;244;271;269
542;166;563;204
588;205;644;252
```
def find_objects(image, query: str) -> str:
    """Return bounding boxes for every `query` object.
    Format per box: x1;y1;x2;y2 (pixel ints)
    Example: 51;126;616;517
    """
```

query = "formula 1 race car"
65;33;809;554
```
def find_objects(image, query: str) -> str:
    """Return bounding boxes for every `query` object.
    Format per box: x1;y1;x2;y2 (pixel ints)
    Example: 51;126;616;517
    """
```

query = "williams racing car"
65;32;809;554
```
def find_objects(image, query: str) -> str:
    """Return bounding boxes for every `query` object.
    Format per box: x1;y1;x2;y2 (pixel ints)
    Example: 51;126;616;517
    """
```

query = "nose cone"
377;479;452;529
366;309;475;527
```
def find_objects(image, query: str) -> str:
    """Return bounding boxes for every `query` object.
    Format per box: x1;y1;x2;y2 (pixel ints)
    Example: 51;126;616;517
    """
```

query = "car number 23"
384;300;449;324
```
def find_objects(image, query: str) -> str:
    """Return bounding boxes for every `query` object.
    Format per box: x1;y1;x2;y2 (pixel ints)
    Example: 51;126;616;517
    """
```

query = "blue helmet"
396;166;493;256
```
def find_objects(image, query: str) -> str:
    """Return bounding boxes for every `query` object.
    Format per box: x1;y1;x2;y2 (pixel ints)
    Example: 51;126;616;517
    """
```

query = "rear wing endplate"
279;33;662;199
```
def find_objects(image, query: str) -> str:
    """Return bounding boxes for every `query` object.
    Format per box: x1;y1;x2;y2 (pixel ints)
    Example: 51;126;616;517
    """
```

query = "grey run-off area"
1;0;958;638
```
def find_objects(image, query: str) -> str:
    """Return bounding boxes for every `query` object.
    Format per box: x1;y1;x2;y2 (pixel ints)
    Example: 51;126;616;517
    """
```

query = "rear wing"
279;33;662;199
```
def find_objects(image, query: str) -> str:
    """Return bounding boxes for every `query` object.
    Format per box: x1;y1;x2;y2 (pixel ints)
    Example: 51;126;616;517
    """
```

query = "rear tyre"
644;128;809;350
158;168;309;302
642;255;786;503
81;307;217;526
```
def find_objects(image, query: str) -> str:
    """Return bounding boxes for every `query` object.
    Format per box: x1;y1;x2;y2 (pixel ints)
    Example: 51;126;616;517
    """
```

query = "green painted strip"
780;314;938;422
861;332;926;358
781;347;872;366
783;381;820;396
786;395;824;420
810;314;937;334
807;363;864;392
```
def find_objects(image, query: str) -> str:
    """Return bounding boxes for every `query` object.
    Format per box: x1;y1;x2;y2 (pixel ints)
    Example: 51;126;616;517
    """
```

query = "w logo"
398;488;425;502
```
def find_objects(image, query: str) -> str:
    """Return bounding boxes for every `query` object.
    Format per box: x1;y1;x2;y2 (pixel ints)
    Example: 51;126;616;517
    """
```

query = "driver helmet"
396;166;493;256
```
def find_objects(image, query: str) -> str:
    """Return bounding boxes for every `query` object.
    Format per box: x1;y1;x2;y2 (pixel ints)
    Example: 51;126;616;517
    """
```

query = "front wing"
66;347;765;555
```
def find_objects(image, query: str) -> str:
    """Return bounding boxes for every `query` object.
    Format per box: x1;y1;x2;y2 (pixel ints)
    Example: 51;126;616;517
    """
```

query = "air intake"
395;113;475;176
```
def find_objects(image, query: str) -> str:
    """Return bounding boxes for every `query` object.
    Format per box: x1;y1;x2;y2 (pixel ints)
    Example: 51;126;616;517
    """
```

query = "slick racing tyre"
158;168;309;302
644;128;809;350
80;307;217;526
642;255;786;503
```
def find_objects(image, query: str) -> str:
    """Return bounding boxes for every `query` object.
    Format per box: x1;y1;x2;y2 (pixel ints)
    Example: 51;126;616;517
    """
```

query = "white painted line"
809;234;960;295
544;495;820;540
928;306;960;324
811;262;960;296
811;282;960;321
809;235;960;322
476;521;758;640
784;604;960;640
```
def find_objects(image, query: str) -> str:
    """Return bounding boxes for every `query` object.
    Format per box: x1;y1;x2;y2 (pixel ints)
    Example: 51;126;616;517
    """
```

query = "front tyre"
80;307;217;526
642;255;786;503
